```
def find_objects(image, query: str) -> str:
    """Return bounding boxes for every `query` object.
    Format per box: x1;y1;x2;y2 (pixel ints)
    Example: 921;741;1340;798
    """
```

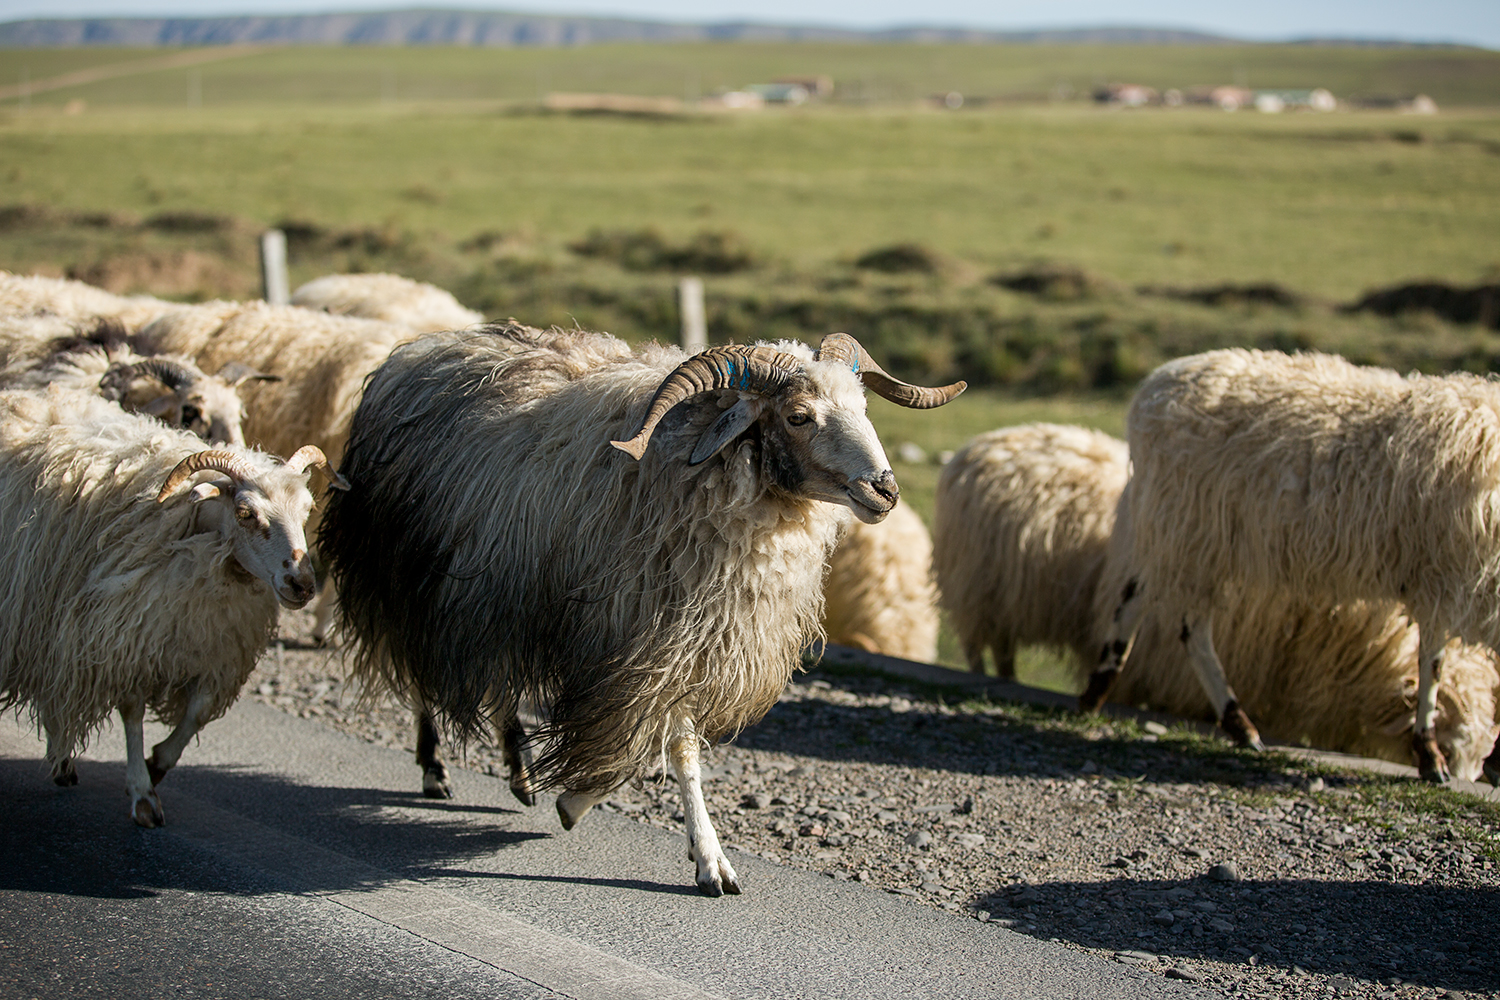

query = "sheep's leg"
415;697;453;799
119;699;163;828
669;726;741;897
992;641;1017;680
1079;576;1145;712
310;579;338;645
42;716;77;787
502;719;537;806
1412;628;1451;783
556;786;610;830
146;677;211;786
1181;612;1264;751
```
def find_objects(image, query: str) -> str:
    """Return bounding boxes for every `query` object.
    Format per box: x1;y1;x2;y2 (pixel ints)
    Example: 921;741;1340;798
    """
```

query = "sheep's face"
194;475;318;608
762;366;897;524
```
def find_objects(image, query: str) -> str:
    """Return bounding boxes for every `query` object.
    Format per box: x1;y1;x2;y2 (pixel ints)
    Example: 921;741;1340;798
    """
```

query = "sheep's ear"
189;482;222;503
217;361;281;387
690;397;767;465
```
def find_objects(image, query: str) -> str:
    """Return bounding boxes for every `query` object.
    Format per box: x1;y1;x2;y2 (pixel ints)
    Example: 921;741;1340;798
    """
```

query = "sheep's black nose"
870;470;899;505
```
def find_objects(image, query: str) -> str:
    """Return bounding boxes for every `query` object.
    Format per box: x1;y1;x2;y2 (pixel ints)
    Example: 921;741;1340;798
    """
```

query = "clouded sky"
0;1;1495;49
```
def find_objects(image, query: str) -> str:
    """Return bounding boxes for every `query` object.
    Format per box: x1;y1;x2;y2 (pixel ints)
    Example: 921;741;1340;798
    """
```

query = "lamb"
290;272;484;332
1083;348;1500;782
933;423;1128;677
0;318;277;446
319;324;964;895
0;386;341;827
822;502;940;662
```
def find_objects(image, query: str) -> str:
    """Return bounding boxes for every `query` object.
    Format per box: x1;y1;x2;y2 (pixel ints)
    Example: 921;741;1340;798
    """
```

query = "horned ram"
319;324;963;895
0;387;340;826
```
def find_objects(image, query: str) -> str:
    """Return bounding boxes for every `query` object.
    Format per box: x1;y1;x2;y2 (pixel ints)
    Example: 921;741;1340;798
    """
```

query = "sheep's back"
324;328;842;793
935;423;1128;663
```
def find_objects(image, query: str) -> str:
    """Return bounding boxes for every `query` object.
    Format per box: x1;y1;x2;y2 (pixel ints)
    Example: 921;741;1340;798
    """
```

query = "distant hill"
0;11;1343;48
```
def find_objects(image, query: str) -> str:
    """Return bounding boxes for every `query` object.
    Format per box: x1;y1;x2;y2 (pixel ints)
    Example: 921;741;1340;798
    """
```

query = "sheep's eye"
182;405;202;426
235;506;257;523
787;412;812;427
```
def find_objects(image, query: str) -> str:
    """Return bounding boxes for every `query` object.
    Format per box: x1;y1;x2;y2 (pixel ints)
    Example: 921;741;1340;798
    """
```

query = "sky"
0;0;1496;50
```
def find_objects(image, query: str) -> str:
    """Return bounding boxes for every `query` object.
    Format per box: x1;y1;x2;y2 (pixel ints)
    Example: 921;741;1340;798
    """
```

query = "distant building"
746;83;810;105
1093;83;1158;107
1253;89;1337;112
773;75;834;99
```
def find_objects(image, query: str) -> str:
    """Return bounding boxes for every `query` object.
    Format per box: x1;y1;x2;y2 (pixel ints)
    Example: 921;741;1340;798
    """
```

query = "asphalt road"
0;699;1218;999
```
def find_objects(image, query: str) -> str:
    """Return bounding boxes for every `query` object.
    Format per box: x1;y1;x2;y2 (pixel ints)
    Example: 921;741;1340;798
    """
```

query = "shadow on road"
979;874;1498;994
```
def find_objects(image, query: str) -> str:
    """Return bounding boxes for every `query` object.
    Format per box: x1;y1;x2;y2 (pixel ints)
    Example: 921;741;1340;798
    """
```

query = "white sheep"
0;317;276;446
0;386;340;826
823;502;940;662
290;272;484;333
933;423;1128;677
1085;348;1500;781
0;271;172;334
319;325;964;894
139;299;424;640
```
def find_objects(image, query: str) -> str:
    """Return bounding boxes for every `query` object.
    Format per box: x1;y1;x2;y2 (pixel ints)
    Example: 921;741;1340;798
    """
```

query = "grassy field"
2;42;1500;106
1;44;1497;676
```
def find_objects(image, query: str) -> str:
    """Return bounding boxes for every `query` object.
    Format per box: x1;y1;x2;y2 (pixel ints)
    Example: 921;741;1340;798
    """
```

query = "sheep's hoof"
146;754;168;788
1077;669;1116;714
696;858;741;897
132;792;165;828
52;759;78;787
509;780;537;807
422;765;453;800
1220;702;1264;751
1413;730;1451;784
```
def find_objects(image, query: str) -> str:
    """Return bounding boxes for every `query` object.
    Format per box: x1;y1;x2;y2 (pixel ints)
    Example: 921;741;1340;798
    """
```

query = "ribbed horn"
611;345;804;460
284;444;351;491
155;450;257;503
814;332;966;409
100;358;198;399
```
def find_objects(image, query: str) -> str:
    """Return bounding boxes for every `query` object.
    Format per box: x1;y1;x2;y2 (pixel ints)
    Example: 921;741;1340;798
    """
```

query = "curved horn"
284;444;351;491
155;449;257;503
100;358;199;399
814;332;966;409
610;345;803;460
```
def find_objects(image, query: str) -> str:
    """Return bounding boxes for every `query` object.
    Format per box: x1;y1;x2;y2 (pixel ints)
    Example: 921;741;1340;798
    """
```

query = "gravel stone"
1209;861;1242;882
255;610;1500;1000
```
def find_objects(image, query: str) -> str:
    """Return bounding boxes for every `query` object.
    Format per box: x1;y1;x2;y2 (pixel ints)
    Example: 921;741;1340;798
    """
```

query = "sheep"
1083;348;1500;782
822;502;940;662
138;299;425;640
933;423;1129;677
290;272;484;333
1093;482;1499;776
319;324;964;895
0;318;277;446
0;385;341;827
0;271;172;334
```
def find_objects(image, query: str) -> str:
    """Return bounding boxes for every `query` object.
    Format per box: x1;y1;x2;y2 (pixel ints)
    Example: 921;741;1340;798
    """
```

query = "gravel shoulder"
255;610;1500;1000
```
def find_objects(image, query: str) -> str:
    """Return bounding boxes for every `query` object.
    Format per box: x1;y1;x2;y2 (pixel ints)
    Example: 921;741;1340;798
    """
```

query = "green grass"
3;101;1498;301
2;50;1498;677
2;43;1499;107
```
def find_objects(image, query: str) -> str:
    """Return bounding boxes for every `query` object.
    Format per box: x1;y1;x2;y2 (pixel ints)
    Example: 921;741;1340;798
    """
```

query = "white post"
679;276;706;354
260;229;289;305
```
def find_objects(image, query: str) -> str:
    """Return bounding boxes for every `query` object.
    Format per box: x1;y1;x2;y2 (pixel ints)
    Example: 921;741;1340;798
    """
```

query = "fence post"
260;229;289;305
679;276;706;354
